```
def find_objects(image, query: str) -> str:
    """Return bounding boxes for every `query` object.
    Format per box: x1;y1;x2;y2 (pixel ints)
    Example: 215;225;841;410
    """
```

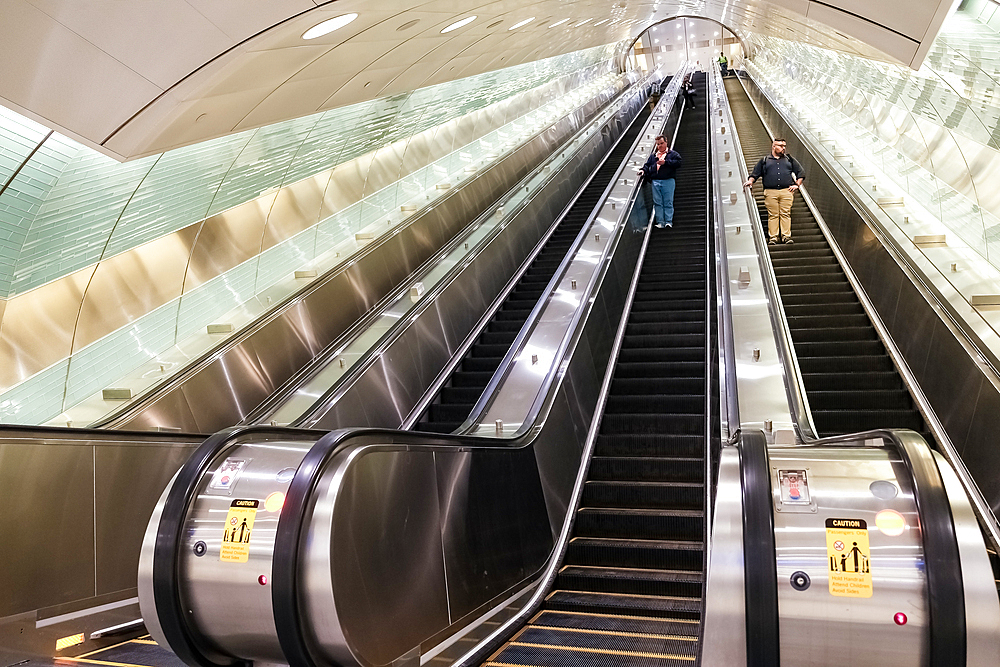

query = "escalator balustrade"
484;71;711;667
724;77;925;438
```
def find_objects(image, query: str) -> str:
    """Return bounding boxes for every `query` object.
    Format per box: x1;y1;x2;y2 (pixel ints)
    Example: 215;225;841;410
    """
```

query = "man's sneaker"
768;237;778;245
781;236;794;244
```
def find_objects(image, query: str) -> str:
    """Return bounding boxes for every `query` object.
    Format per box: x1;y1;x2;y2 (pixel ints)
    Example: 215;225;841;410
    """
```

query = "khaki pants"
764;188;793;240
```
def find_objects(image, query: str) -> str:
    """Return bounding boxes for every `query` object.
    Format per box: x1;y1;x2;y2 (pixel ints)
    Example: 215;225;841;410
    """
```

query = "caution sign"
826;518;872;598
220;499;258;563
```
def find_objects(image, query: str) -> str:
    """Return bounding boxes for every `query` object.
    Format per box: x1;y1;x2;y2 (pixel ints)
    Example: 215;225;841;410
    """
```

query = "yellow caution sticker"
826;518;872;597
220;499;258;563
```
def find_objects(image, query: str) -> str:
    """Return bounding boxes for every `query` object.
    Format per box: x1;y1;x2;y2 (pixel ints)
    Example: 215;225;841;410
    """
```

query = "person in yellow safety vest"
718;52;728;77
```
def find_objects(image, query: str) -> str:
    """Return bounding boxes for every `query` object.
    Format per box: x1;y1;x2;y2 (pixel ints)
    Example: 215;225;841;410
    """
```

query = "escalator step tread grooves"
414;100;656;434
487;73;710;666
723;76;928;439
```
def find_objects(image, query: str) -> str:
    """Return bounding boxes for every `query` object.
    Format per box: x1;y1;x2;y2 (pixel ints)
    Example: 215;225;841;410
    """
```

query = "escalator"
414;102;656;433
483;71;710;667
724;77;925;438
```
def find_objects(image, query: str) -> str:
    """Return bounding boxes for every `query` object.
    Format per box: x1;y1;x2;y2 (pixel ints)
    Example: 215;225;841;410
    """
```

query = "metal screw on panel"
495;419;504;434
531;354;539;365
571;279;578;289
951;263;958;272
752;348;760;362
790;571;811;591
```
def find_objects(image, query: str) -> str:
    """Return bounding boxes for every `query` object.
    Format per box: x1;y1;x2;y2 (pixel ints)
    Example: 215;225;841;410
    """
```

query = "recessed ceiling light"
549;18;570;28
574;18;592;27
594;19;609;26
442;16;477;33
508;17;535;30
302;13;358;40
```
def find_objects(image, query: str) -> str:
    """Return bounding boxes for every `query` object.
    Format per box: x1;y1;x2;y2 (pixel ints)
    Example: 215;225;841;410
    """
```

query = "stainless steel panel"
94;442;196;595
75;228;194;349
0;441;95;617
700;446;747;667
936;450;1000;667
174;434;315;663
0;267;90;388
184;195;274;291
291;82;645;430
261;177;326;252
769;442;927;667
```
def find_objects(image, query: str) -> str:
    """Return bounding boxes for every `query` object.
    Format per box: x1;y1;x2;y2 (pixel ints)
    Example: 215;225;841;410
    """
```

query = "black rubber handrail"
151;425;322;667
739;429;780;667
270;427;525;666
152;426;249;667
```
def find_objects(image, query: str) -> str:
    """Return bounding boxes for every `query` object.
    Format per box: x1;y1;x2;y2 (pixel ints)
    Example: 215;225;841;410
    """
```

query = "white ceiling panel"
25;0;232;88
0;0;958;160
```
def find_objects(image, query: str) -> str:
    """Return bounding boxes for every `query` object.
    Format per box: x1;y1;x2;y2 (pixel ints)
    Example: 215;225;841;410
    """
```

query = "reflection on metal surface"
141;76;686;667
769;438;928;667
253;76;646;430
739;66;1000;565
1;62;620;427
0;425;198;659
98;77;634;434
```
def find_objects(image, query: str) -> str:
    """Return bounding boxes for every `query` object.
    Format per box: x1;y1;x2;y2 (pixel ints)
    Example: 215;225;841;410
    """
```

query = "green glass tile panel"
176;259;260;341
0;359;68;425
0;106;50;188
64;299;179;407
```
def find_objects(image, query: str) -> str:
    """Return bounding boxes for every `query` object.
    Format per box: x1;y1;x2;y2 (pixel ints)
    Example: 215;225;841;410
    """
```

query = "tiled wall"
0;45;615;299
0;45;620;424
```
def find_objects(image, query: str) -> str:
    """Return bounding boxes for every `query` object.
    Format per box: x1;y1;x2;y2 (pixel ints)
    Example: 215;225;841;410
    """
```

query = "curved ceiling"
0;0;955;161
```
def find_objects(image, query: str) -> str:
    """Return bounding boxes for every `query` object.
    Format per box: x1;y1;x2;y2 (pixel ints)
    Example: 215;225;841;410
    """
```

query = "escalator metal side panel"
735;72;1000;551
700;444;748;667
0;426;199;660
144;86;686;667
100;76;634;435
295;84;649;431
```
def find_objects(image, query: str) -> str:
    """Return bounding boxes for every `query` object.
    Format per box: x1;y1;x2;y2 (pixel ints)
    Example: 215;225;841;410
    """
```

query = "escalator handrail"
454;64;690;438
92;68;636;432
150;425;325;667
707;67;741;444
731;70;971;666
728;70;820;442
452;195;657;667
740;63;1000;561
739;429;780;667
251;71;647;429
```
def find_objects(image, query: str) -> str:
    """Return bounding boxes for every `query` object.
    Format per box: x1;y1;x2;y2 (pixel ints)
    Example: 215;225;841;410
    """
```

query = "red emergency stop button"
894;612;907;625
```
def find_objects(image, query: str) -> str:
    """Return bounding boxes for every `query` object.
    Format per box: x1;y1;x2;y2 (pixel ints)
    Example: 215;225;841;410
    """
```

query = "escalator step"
545;589;701;619
530;610;700;637
594;434;704;456
574;507;704;541
509;624;699;657
587;456;703;481
487;640;694;667
557;565;703;598
582;480;703;510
